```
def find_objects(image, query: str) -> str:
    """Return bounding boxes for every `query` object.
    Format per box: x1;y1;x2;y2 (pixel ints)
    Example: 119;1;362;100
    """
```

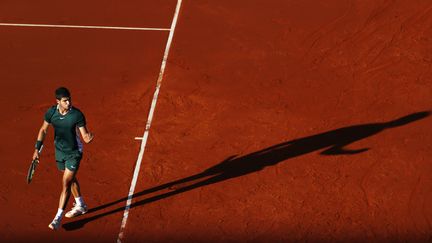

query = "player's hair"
55;87;71;100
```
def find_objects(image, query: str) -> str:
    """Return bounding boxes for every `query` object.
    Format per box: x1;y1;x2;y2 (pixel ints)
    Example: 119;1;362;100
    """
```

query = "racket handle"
38;144;44;154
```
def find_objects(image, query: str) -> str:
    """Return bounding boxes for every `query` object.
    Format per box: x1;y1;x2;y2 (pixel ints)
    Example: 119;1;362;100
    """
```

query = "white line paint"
117;0;183;242
134;137;144;140
0;22;170;31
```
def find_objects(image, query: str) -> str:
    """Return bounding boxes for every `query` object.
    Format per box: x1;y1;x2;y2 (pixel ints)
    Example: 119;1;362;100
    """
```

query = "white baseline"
0;22;170;31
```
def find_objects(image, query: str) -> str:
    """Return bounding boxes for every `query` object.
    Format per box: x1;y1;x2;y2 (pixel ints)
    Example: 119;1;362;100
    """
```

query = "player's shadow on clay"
63;111;430;231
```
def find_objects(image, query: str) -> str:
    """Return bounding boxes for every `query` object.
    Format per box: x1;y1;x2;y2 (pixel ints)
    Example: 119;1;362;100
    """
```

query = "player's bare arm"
32;121;50;160
79;126;94;144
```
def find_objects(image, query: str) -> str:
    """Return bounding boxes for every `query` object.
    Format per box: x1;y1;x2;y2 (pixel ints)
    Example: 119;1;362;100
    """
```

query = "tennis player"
32;87;94;230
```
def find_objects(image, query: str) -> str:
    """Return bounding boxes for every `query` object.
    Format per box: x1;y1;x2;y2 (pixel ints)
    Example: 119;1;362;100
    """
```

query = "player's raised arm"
33;121;49;160
79;125;94;144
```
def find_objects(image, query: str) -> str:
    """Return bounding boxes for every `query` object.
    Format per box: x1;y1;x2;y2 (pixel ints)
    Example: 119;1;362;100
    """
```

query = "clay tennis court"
1;0;431;242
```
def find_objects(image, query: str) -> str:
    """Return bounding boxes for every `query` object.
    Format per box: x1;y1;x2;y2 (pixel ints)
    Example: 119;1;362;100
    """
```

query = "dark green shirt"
44;105;86;153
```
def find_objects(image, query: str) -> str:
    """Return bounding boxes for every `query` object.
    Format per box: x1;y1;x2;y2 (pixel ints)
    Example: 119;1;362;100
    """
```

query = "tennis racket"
27;145;43;184
26;158;39;184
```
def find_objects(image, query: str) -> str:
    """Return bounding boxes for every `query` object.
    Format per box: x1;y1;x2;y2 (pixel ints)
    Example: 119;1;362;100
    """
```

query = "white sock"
75;196;85;206
54;208;64;221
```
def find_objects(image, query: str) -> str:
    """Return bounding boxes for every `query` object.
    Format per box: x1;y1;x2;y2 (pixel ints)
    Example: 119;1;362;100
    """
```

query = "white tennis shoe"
48;219;61;230
65;203;88;218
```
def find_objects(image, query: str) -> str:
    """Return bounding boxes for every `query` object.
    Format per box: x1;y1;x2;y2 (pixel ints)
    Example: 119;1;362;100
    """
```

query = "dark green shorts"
55;150;82;171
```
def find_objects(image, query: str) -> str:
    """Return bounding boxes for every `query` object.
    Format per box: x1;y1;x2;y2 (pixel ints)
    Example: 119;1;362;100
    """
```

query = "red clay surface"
0;3;171;241
1;0;432;242
0;1;175;28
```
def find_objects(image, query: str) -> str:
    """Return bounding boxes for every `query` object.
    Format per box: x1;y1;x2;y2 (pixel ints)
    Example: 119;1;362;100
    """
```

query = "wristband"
35;140;43;151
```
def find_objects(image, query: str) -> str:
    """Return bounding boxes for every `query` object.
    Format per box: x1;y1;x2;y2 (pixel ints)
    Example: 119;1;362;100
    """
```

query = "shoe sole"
65;210;88;218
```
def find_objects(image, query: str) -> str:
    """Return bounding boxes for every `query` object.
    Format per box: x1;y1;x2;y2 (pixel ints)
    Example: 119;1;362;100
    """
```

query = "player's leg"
48;168;76;230
70;167;87;207
68;177;88;216
71;177;84;203
71;177;81;197
59;168;77;209
64;153;88;218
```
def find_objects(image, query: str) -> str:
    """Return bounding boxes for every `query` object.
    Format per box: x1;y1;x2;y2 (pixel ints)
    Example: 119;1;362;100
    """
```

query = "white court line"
0;22;170;31
117;0;183;242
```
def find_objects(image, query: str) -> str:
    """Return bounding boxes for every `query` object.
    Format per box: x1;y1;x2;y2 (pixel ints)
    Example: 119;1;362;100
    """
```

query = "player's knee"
62;178;73;188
